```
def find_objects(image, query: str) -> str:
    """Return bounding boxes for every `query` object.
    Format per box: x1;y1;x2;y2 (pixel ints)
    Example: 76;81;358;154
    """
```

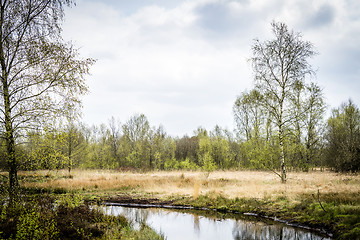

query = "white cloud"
62;0;360;136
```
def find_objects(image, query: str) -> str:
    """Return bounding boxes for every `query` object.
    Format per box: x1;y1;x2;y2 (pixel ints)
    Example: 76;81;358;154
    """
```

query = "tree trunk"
149;149;153;169
3;78;18;199
279;127;287;183
7;135;18;199
0;2;18;200
68;133;72;174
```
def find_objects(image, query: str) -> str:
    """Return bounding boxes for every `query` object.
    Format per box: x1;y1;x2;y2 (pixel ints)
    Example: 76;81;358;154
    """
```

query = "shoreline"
99;193;333;239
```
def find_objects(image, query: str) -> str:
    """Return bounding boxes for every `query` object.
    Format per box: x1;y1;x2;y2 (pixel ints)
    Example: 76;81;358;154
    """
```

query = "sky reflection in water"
104;205;331;240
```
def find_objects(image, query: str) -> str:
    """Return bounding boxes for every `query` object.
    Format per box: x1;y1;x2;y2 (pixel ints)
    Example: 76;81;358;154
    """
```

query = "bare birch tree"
250;22;316;182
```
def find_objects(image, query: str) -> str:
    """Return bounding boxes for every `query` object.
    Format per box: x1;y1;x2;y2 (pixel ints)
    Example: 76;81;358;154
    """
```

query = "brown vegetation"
19;169;360;202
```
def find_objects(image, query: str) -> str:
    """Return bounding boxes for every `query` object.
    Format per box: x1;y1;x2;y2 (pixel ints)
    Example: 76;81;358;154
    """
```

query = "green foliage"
164;157;178;170
325;100;360;172
0;197;59;239
164;157;199;170
126;149;141;168
211;138;230;169
16;206;58;240
8;99;360;175
56;194;84;208
238;135;279;170
23;128;67;170
340;227;360;240
198;136;217;171
201;153;216;171
178;158;199;170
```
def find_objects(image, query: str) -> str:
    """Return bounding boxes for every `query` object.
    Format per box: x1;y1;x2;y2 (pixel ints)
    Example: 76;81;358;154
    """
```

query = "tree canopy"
0;0;94;196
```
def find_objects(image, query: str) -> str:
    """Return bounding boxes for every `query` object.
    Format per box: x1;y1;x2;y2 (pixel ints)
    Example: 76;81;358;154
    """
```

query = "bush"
0;195;115;239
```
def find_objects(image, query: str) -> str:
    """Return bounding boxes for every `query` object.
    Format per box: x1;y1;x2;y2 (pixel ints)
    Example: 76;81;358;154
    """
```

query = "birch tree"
250;22;316;182
0;0;94;197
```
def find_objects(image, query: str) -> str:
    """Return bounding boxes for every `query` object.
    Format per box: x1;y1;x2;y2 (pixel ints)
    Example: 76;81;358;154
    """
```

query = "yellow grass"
19;169;360;201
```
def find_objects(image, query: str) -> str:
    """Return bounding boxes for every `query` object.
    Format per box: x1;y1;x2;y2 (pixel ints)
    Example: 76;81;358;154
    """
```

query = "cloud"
62;0;360;136
309;4;335;28
196;2;235;33
62;0;254;136
193;0;275;42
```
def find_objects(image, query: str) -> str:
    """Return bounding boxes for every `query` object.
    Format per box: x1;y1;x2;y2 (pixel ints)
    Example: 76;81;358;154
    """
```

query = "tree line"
1;100;358;174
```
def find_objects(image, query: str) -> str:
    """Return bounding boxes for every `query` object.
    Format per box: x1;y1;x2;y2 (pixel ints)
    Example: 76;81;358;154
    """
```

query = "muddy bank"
102;194;195;210
104;195;175;206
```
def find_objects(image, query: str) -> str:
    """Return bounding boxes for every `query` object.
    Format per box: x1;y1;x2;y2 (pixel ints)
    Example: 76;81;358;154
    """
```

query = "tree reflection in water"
103;205;331;240
193;213;200;237
231;220;326;240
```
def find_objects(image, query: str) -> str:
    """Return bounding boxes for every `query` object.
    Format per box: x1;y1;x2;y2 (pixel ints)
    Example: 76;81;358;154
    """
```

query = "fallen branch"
267;167;282;180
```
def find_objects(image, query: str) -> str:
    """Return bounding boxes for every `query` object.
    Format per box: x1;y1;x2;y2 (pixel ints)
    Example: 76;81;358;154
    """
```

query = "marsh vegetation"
11;169;360;239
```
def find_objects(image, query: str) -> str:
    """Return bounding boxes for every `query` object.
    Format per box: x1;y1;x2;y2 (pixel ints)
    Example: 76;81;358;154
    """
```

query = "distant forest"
1;98;359;174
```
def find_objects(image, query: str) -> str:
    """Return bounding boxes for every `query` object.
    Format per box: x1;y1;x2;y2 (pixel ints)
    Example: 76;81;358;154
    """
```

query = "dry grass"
18;169;360;202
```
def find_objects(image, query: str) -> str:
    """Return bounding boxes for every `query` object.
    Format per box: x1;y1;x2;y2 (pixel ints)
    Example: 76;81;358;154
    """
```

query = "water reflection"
103;205;331;240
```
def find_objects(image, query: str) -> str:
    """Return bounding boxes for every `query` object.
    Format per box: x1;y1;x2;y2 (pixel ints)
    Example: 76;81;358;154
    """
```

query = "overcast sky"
62;0;360;137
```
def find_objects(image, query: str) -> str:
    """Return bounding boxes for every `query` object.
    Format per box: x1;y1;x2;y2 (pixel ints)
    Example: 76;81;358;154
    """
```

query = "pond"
103;204;331;240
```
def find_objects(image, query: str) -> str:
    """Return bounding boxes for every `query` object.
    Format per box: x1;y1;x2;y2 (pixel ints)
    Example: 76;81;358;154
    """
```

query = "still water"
103;204;331;240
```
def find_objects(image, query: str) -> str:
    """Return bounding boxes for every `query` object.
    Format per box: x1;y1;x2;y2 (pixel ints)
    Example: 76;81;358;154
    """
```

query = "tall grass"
18;169;360;202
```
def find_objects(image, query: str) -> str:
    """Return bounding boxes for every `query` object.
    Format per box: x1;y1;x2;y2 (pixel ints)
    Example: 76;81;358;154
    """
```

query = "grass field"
19;169;360;200
17;169;360;239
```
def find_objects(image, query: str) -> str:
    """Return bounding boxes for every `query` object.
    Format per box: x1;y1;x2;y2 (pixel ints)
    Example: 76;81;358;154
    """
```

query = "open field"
19;169;360;201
